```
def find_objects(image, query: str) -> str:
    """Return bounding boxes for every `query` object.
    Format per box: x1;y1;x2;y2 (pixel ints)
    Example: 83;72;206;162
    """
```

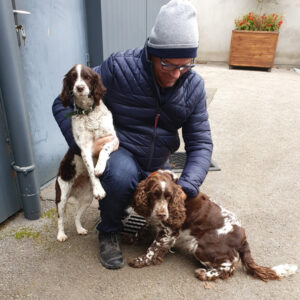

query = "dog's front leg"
94;137;118;176
80;147;106;200
129;229;178;268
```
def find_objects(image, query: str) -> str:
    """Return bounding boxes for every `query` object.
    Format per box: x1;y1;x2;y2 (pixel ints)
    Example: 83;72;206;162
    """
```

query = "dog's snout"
155;207;168;221
76;85;85;93
156;210;167;217
152;200;169;221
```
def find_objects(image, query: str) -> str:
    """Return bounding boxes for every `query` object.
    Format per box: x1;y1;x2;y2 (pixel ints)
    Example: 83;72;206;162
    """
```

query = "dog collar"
148;171;158;177
65;104;95;118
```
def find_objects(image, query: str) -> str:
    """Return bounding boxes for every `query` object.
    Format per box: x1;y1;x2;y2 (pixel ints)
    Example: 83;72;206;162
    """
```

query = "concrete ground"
1;63;300;299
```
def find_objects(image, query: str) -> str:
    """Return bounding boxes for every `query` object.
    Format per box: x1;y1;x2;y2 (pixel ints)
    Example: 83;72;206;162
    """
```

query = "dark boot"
98;232;124;269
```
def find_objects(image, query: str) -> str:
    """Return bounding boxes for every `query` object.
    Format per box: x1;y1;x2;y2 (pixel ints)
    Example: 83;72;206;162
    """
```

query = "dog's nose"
156;211;167;218
76;85;84;93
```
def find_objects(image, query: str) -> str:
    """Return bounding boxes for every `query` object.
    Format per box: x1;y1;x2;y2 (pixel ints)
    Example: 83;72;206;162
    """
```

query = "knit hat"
147;0;199;58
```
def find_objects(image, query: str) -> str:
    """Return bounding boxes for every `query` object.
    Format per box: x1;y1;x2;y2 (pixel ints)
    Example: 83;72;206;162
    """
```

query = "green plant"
235;12;283;32
41;208;57;220
14;227;40;240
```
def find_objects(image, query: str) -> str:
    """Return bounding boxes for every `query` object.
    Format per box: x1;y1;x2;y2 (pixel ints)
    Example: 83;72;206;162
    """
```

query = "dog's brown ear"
167;185;187;230
199;192;210;201
92;72;106;106
133;179;152;218
60;76;71;107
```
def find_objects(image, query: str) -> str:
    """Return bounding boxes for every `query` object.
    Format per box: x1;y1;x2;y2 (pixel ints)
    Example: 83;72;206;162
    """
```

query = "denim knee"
97;148;142;233
100;147;140;197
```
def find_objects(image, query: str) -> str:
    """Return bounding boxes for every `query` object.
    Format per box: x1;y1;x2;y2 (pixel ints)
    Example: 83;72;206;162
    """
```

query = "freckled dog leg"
80;149;106;200
57;177;73;242
74;202;90;235
195;268;220;281
129;230;177;268
94;138;118;176
195;261;236;281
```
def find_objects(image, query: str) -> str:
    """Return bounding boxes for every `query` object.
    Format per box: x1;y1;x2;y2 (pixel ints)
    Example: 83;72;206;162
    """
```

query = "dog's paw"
93;185;106;200
77;227;88;235
128;256;151;268
94;163;106;177
57;232;68;242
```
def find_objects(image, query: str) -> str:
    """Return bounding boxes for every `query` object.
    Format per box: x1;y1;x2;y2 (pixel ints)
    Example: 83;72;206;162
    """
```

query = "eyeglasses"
160;58;195;72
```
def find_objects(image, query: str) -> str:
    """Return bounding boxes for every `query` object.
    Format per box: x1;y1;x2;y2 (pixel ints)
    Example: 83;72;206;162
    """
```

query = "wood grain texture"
228;30;279;68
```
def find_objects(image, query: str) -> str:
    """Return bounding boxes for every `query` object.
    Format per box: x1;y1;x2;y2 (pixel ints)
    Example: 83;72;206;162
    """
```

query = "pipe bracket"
11;161;35;175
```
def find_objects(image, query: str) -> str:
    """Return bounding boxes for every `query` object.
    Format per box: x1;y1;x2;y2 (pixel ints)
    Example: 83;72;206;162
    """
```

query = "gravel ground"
0;63;299;299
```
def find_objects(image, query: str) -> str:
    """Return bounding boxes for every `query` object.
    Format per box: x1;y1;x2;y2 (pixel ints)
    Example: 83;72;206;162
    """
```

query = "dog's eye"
153;191;161;198
165;195;172;200
83;75;90;80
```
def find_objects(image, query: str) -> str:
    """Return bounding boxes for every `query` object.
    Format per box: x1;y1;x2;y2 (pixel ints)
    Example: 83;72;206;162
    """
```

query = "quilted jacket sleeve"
177;79;213;197
52;96;81;155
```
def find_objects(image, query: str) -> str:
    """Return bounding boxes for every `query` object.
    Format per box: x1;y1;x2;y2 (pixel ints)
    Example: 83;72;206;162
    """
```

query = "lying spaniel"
129;170;297;282
55;64;118;242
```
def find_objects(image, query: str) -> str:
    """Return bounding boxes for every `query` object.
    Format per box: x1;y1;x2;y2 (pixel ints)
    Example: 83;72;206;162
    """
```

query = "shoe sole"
99;256;124;270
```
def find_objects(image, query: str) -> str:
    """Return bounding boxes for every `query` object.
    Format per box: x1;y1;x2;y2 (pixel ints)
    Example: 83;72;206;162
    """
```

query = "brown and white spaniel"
129;170;297;282
55;64;118;242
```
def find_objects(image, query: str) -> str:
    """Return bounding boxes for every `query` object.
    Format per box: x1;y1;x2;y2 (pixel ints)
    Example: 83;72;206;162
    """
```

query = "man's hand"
92;135;119;157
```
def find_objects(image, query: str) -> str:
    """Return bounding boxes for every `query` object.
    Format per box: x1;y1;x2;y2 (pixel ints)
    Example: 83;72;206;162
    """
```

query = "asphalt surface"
1;63;299;299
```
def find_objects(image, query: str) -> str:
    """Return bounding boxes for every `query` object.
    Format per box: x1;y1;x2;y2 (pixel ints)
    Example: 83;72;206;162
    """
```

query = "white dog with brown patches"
55;64;118;242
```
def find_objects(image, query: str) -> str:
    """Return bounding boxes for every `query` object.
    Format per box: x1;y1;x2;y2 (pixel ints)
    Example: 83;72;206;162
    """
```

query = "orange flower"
234;12;283;31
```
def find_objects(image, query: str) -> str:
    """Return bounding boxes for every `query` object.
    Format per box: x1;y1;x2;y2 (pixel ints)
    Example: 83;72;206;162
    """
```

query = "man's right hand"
92;135;119;157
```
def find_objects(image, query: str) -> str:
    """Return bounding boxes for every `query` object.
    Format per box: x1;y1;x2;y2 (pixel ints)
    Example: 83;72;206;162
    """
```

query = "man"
52;0;213;269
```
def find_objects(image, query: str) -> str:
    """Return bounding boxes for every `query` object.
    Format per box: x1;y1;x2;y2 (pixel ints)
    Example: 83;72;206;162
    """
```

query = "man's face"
151;56;193;88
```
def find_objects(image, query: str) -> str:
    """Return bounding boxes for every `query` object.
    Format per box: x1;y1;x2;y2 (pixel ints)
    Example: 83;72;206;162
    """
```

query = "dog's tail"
238;239;297;282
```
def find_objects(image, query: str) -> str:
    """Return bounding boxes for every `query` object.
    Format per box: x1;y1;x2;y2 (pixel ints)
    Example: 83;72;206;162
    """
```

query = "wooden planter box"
228;30;279;69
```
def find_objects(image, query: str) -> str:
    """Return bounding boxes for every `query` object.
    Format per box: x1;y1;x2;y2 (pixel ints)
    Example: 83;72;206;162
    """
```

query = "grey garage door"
0;89;22;223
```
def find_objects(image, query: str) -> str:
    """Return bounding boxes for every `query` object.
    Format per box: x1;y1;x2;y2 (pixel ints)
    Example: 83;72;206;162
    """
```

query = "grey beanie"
147;0;199;58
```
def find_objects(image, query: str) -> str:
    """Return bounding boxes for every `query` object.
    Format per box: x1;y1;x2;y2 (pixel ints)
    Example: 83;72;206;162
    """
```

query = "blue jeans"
96;147;149;233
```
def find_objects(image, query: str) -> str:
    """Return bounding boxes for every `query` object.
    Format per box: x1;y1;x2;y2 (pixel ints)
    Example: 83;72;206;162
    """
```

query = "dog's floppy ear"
199;192;210;201
92;71;106;106
167;185;187;230
60;74;72;107
133;179;152;218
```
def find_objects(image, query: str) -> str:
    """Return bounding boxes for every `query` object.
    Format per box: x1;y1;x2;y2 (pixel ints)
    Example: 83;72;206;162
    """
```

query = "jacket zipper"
154;113;160;129
146;54;189;170
147;112;160;170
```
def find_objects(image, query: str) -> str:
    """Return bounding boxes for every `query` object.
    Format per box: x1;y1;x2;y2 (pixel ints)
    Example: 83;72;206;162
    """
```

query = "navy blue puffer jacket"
52;47;213;197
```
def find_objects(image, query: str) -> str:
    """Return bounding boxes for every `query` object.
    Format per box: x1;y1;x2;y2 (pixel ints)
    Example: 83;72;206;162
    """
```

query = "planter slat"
228;30;279;69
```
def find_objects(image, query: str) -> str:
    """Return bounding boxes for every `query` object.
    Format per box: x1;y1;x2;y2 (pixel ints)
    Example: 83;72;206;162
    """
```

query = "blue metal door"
0;89;22;223
14;0;90;187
